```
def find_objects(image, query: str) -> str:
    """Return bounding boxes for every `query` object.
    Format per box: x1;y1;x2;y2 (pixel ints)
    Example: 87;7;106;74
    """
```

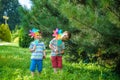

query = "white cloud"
18;0;32;9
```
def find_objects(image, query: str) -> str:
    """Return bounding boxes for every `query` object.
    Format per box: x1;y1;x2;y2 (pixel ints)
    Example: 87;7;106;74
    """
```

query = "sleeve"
49;39;54;45
62;42;65;50
29;42;34;49
43;43;46;50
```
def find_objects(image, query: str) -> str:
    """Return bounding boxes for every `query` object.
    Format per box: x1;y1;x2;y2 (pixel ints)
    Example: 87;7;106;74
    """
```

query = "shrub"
19;27;33;48
11;27;19;42
64;29;102;63
0;24;11;42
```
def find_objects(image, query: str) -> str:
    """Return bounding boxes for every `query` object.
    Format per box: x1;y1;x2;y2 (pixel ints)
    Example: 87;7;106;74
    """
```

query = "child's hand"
43;55;46;59
60;50;64;54
30;45;36;52
54;49;58;54
55;51;58;55
33;45;36;51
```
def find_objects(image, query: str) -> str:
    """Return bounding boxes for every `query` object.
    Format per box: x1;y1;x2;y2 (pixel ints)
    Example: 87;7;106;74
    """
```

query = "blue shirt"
29;40;45;60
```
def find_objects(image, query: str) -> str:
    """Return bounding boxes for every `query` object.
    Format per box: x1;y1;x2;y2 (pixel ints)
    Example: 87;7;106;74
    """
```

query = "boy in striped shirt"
49;31;71;73
29;31;46;77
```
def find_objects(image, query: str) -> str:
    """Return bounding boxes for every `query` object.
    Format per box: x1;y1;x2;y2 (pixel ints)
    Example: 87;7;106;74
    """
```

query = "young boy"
29;30;46;77
49;31;71;73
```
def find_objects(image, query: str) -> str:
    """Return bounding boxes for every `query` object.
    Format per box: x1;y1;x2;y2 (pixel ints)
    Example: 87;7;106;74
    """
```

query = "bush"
0;24;11;42
11;26;19;42
41;37;52;49
64;31;99;63
19;27;33;48
114;58;120;75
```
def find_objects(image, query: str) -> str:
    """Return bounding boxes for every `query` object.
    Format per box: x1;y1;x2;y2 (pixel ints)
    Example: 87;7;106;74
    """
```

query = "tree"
0;0;20;30
45;0;120;65
19;0;71;47
19;0;120;73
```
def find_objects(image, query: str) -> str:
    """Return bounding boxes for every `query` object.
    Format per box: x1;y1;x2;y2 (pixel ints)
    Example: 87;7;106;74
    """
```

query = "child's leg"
37;60;42;76
31;72;35;77
57;56;62;72
51;56;57;73
53;68;57;73
59;68;63;73
30;60;36;77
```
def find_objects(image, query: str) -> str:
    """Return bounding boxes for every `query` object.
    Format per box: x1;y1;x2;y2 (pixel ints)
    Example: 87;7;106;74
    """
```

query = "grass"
0;43;120;80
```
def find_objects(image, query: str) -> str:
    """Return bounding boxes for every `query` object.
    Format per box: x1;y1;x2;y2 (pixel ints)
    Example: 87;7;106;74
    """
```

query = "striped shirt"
29;41;45;60
49;38;65;56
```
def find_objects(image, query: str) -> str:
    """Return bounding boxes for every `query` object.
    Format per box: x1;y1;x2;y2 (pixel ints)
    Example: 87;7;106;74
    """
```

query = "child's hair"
38;31;42;36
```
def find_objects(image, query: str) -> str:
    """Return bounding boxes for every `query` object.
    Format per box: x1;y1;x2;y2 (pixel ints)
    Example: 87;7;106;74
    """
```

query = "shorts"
51;56;62;68
30;59;43;72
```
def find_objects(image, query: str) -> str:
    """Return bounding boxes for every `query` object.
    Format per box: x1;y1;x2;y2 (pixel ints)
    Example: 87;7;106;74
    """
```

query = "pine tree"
19;0;71;47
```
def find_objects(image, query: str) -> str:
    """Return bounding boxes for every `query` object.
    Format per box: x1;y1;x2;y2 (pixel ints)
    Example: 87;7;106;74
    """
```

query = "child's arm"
49;44;58;54
60;42;65;54
49;44;55;51
30;45;36;52
60;49;64;54
43;50;46;59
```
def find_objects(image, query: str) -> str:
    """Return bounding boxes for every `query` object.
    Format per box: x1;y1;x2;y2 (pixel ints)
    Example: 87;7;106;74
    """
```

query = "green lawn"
0;44;119;80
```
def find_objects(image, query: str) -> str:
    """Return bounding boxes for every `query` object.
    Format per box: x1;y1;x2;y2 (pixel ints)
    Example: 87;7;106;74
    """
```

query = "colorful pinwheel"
29;28;40;45
52;28;63;39
29;28;40;38
52;28;63;46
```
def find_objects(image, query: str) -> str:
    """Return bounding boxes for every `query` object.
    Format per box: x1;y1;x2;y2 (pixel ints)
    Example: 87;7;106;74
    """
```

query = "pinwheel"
52;28;63;46
29;28;40;45
29;28;40;38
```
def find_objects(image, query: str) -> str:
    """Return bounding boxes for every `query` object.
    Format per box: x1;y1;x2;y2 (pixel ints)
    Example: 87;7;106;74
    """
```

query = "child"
29;28;46;77
49;30;71;73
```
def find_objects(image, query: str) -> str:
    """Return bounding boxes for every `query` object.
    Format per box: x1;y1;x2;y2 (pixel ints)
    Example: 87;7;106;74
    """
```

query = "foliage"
0;24;11;42
18;0;120;73
11;25;20;43
114;58;120;74
47;0;120;59
0;0;21;30
18;0;71;48
19;27;33;48
0;45;119;80
43;0;120;73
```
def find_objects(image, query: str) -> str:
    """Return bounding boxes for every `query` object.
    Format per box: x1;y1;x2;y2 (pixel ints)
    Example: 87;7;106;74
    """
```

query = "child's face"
34;34;41;40
62;32;69;41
